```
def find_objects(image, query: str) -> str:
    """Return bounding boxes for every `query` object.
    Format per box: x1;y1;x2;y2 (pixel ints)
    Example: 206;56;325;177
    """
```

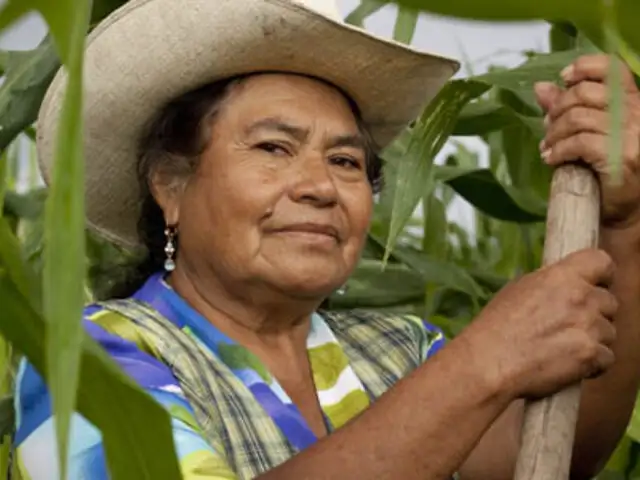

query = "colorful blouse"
13;274;445;479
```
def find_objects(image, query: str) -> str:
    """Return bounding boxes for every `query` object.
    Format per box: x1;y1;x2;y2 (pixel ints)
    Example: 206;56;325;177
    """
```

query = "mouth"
270;223;341;243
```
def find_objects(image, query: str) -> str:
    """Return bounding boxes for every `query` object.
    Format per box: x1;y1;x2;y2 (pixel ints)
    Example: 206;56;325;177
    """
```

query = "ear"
149;171;185;227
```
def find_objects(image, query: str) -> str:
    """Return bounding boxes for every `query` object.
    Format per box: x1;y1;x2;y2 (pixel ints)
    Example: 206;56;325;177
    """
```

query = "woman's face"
163;74;373;300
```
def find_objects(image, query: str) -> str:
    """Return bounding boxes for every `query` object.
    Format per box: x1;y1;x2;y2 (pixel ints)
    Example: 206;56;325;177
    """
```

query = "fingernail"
541;148;552;162
543;114;550;127
561;65;574;82
539;139;547;151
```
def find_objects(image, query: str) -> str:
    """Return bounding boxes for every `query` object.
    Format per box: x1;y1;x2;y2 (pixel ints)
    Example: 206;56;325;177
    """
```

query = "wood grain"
514;163;600;480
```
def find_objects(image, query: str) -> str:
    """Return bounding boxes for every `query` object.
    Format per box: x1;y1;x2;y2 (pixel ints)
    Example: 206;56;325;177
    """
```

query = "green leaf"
393;6;419;44
473;50;585;111
0;397;14;439
549;22;578;52
370;233;486;301
0;216;40;305
605;20;625;183
392;245;486;301
453;100;544;137
328;259;426;309
36;0;92;476
0;38;60;152
0;272;182;479
383;80;488;261
344;0;387;27
392;0;597;22
3;189;46;220
435;166;547;223
502;122;551;200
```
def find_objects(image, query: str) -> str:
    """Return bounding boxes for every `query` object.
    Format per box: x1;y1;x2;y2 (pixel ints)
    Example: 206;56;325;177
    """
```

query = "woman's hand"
462;248;618;400
536;54;640;229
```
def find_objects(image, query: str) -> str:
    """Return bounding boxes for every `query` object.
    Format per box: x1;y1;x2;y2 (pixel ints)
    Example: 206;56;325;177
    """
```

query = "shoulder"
321;309;446;362
14;302;181;444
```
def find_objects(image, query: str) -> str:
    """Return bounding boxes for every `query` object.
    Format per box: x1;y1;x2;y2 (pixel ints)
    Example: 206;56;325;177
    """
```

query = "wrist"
601;221;640;258
449;327;518;406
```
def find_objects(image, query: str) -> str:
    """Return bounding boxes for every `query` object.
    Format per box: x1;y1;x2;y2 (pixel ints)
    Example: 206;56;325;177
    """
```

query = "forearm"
260;335;512;480
572;225;640;478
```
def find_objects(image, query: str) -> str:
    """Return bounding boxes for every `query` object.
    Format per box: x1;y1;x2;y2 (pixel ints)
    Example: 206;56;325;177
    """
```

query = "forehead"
220;73;360;131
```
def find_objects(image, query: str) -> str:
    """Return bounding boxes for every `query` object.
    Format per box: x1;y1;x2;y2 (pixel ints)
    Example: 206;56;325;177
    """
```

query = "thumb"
534;81;562;113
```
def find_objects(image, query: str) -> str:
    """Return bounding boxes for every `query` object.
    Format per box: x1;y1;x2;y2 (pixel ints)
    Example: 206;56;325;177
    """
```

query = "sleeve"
12;316;237;480
418;317;447;362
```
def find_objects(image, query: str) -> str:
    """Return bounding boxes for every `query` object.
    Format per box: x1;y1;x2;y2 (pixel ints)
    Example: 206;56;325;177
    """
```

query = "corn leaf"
30;0;93;475
329;260;426;308
344;0;388;27
0;38;60;152
453;100;544;138
0;272;181;479
435;166;547;222
393;6;419;44
383;80;488;261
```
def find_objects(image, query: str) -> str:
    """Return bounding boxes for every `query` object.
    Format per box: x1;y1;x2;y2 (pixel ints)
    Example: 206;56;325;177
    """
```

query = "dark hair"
107;74;383;299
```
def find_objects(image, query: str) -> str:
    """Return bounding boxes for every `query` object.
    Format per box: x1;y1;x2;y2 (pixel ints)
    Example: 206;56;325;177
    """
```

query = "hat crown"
294;0;341;19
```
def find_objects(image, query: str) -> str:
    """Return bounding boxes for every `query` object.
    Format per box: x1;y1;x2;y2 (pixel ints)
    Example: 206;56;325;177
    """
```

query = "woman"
14;0;640;478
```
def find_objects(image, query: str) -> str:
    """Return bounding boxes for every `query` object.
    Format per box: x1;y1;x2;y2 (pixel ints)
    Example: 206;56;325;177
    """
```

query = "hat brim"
36;0;459;248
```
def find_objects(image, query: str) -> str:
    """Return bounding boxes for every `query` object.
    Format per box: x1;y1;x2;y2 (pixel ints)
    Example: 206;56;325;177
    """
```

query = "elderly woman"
13;0;640;479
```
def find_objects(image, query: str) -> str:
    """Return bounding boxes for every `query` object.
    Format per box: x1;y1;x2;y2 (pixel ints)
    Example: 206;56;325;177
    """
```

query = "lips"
271;223;340;242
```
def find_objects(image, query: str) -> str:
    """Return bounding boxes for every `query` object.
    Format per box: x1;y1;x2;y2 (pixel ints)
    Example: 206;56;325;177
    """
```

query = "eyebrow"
244;116;366;151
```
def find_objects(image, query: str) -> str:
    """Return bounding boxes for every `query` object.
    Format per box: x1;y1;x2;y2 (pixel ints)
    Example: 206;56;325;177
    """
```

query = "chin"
269;265;348;299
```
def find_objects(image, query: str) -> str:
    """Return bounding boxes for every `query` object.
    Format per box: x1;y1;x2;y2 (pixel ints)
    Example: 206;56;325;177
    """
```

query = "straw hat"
36;0;459;248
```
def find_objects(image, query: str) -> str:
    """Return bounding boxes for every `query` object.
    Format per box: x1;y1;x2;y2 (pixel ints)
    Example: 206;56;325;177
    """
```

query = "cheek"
344;188;373;246
179;168;280;254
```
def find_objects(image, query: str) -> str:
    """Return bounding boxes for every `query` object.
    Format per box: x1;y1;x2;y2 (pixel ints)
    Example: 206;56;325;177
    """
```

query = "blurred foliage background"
2;0;640;478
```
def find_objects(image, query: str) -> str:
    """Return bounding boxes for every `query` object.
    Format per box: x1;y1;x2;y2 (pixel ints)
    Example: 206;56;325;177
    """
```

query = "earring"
164;226;177;272
336;284;348;296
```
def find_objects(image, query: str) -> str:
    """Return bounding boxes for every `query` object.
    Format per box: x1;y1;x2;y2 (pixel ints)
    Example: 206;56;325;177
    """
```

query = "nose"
289;154;338;208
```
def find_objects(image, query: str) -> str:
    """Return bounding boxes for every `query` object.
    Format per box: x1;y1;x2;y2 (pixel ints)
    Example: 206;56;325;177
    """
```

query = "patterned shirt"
13;273;445;479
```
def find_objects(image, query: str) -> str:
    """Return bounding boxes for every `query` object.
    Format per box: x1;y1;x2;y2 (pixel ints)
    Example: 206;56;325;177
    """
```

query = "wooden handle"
514;163;600;480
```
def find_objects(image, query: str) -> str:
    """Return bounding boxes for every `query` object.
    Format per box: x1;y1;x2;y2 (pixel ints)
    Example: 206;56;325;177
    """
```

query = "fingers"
546;81;609;121
534;81;563;112
561;54;638;93
542;107;608;148
561;249;616;287
592;286;619;320
542;130;640;175
586;344;615;379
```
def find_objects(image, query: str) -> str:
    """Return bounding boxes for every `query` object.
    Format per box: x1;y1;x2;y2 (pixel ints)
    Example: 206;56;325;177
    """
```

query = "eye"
330;155;362;170
256;142;289;156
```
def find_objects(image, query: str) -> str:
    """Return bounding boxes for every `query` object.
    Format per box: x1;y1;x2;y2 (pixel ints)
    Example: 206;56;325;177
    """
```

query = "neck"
167;264;322;350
